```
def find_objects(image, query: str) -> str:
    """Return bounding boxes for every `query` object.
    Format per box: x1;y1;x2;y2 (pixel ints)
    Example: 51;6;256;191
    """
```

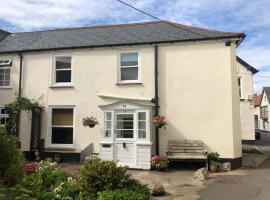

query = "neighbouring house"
257;87;270;132
254;94;262;129
236;56;258;141
0;20;245;169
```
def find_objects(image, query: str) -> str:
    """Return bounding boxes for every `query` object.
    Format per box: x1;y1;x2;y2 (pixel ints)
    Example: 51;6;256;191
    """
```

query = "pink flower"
24;162;39;174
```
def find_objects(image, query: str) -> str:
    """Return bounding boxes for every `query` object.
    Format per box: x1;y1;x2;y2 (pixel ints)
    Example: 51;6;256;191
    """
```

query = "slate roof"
237;56;258;74
0;30;10;43
263;87;270;104
0;21;245;54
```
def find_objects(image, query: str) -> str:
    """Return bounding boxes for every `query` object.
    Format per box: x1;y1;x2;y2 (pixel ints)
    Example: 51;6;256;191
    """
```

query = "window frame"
117;51;141;84
48;106;75;148
238;77;243;99
0;107;9;129
52;54;73;87
0;58;12;88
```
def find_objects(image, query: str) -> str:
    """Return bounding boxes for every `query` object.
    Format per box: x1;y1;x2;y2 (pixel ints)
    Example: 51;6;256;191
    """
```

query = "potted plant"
153;115;167;129
82;116;99;128
207;152;221;173
151;155;169;171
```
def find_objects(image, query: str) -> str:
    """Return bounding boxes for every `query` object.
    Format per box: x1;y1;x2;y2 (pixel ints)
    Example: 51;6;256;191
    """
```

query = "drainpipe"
16;53;23;138
152;45;160;155
18;53;23;97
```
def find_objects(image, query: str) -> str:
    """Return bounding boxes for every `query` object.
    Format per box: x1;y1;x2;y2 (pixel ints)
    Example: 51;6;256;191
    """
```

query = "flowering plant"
82;116;99;127
24;162;39;174
151;155;169;170
153;115;167;128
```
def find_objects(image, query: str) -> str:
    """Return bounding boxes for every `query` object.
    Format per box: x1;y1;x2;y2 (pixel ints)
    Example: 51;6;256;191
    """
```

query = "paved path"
199;133;270;200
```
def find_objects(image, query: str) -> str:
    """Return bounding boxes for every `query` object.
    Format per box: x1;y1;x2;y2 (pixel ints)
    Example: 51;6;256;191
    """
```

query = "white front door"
114;111;136;167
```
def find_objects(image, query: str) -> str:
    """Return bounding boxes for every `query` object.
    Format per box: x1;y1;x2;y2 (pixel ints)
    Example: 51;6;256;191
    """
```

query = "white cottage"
0;21;245;169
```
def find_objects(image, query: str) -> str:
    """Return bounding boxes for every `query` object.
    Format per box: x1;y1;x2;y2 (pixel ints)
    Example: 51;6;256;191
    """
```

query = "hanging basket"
156;124;164;128
88;124;96;128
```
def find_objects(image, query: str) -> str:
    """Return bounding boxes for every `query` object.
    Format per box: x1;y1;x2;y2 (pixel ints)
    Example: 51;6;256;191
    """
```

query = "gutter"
151;45;160;155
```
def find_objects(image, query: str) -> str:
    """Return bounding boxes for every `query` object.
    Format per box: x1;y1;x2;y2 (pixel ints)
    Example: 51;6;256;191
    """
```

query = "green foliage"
0;134;25;186
207;152;220;164
97;180;150;200
79;158;130;198
0;184;34;200
5;96;43;135
5;96;43;113
22;160;79;200
79;158;150;199
97;179;150;200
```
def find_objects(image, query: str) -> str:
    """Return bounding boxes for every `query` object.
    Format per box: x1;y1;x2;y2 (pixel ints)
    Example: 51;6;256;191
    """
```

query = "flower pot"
88;124;96;128
156;124;164;128
210;164;218;173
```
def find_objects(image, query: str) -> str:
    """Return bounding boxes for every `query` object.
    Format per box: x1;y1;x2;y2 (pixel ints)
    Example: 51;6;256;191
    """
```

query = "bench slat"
166;140;207;162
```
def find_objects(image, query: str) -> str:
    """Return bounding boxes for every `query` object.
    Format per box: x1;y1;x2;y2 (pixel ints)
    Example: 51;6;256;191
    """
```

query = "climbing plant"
5;96;43;136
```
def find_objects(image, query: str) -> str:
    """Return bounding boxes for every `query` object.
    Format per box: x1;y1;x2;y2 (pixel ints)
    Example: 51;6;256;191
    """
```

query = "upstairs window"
54;56;72;85
0;58;12;87
119;52;140;82
238;77;242;99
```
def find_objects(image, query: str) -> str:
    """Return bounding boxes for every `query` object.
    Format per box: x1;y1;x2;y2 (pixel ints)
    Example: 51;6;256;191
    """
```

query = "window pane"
52;109;73;126
138;112;146;120
138;130;146;139
121;67;138;80
138;121;146;129
56;70;71;83
116;114;134;138
105;112;112;120
105;121;111;129
117;130;133;138
121;53;138;66
0;68;10;86
51;127;73;144
56;56;71;69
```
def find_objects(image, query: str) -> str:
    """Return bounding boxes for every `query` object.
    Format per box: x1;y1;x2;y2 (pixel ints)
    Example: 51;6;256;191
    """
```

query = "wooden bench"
166;140;207;170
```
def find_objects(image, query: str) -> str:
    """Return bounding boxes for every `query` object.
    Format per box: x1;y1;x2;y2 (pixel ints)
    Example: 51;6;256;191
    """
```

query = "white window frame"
136;110;150;141
238;77;243;99
0;107;9;127
0;58;12;88
48;106;75;148
52;54;73;87
118;51;141;84
104;111;113;138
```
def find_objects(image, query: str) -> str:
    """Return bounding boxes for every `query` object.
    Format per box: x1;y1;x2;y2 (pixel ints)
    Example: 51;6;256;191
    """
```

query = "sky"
0;0;269;93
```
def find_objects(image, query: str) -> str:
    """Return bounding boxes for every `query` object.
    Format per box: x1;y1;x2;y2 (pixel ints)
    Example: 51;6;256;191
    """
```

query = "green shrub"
22;160;79;200
0;184;34;200
79;158;130;198
0;132;25;186
207;152;220;163
98;189;149;200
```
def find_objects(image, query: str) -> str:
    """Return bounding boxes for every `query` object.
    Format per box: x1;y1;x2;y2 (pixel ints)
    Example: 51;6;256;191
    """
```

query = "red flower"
24;162;39;174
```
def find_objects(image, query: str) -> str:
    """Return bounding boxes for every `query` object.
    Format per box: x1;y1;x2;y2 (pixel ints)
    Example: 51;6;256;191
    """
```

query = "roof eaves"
0;34;245;55
237;56;259;74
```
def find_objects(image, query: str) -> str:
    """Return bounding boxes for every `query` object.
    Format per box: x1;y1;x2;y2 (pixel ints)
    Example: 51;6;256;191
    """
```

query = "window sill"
116;82;143;85
0;86;12;89
50;85;74;88
45;147;76;152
